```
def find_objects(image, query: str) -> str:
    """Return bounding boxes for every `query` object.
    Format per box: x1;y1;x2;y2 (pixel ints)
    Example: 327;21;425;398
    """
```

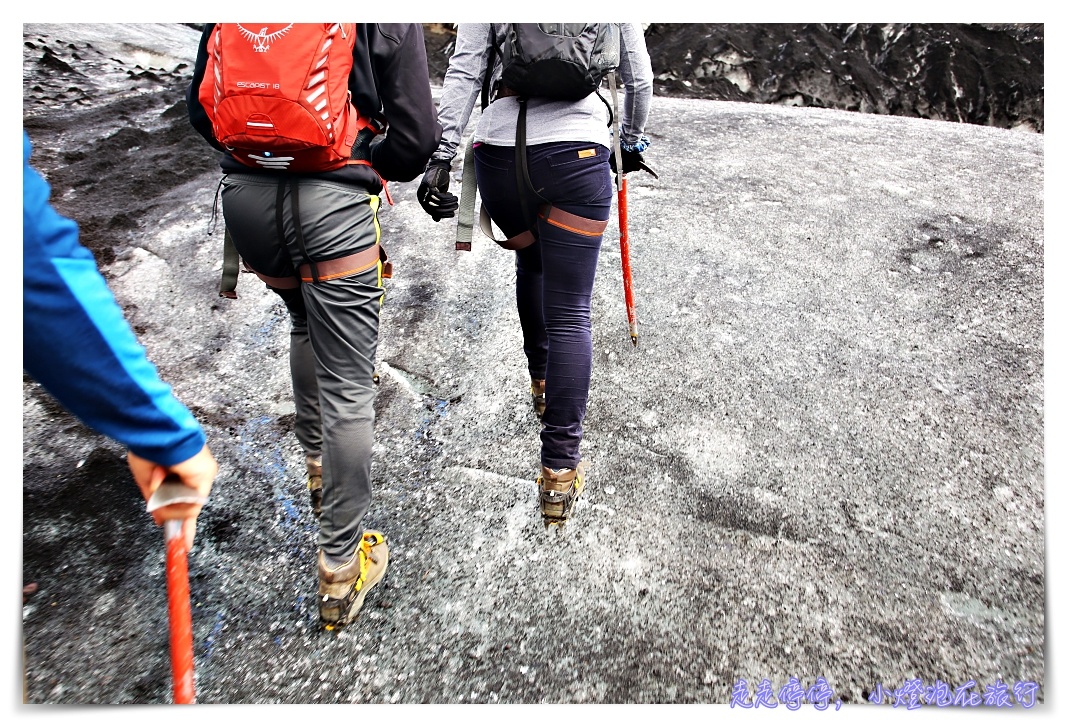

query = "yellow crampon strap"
356;530;386;590
369;195;388;307
362;531;385;547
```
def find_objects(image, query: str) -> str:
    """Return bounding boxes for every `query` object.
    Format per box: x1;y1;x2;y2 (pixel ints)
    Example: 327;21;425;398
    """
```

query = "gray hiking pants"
221;173;384;563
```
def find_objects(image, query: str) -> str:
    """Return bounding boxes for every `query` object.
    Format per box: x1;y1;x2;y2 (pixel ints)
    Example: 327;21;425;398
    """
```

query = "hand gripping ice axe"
146;476;206;704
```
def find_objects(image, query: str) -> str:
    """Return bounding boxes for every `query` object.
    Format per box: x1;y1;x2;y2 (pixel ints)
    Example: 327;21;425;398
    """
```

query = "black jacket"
187;23;441;190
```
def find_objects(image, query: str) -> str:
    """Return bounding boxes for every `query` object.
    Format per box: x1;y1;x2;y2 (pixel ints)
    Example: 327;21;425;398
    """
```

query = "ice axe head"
637;160;659;179
146;476;207;515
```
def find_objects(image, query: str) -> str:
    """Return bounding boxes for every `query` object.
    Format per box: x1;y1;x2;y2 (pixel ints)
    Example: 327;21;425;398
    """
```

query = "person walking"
23;130;218;548
187;23;441;627
417;23;654;525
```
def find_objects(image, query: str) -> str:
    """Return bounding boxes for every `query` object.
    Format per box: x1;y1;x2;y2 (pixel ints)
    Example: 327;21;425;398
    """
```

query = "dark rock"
423;23;1044;132
37;45;79;75
643;23;1043;132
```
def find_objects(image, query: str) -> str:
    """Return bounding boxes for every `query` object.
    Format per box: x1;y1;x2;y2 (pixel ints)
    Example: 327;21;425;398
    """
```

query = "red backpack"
198;23;374;173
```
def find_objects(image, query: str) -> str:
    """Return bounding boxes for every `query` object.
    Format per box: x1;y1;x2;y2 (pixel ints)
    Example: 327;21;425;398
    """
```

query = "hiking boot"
306;454;323;519
537;460;589;526
531;378;546;418
318;531;389;628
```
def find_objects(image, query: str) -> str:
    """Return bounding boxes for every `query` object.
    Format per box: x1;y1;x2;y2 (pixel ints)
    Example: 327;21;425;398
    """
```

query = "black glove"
417;160;459;221
348;126;377;163
610;148;660;179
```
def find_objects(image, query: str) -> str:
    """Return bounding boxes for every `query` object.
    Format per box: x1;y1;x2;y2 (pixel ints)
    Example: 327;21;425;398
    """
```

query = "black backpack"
496;23;620;101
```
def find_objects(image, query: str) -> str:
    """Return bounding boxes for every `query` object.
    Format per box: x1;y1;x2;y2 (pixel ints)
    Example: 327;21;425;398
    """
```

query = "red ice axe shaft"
618;177;638;346
148;477;204;704
164;519;195;703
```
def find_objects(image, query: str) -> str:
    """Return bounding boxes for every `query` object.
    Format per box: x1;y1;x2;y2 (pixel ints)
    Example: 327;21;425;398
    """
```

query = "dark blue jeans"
474;141;612;470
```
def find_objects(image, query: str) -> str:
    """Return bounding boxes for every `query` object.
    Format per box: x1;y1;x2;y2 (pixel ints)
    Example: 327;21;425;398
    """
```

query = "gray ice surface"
20;23;1047;707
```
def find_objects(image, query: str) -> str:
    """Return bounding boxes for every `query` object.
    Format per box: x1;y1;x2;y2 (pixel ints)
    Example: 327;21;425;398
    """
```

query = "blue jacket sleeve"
22;131;207;467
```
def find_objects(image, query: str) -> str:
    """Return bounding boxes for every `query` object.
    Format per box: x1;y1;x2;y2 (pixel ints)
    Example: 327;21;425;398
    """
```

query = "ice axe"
608;75;658;347
616;176;638;346
610;121;637;346
146;475;206;704
612;161;658;346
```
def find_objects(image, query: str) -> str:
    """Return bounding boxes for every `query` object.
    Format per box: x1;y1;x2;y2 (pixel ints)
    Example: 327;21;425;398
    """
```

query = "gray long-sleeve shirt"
431;23;653;164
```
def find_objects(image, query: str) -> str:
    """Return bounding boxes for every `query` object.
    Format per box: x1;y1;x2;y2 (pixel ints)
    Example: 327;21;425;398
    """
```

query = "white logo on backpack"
237;24;293;53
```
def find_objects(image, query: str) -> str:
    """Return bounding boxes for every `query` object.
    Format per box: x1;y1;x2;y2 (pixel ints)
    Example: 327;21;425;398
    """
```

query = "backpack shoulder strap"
455;136;478;251
219;227;240;299
457;26;502;251
609;69;624;192
480;25;500;111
